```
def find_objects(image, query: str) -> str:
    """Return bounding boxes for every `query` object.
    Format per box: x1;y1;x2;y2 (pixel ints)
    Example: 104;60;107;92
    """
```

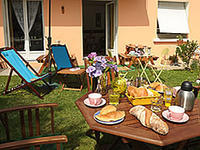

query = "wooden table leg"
95;131;100;144
176;140;188;150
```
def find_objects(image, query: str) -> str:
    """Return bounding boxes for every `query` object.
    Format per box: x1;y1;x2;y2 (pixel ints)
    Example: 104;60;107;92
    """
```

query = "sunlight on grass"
0;69;200;149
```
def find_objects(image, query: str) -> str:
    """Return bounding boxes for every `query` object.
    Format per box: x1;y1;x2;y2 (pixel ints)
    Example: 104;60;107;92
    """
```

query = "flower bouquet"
86;52;118;93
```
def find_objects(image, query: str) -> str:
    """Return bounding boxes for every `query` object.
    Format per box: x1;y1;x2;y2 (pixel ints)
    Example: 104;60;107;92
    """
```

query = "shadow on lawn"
0;73;88;99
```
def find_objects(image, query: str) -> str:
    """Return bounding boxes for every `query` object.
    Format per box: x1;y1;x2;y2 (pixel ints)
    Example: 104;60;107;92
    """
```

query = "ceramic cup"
88;93;102;106
168;106;185;121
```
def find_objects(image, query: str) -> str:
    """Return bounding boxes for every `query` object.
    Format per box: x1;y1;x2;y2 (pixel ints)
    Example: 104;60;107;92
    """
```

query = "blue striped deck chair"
0;47;51;99
51;44;85;91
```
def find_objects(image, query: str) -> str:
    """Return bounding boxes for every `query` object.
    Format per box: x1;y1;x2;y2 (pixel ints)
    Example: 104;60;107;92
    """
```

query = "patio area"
0;60;200;149
1;0;200;149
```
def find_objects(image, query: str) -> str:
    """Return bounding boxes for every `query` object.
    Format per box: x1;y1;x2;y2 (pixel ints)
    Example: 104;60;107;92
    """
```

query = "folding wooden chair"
51;44;85;91
0;47;51;99
0;103;67;150
0;57;8;69
150;48;169;83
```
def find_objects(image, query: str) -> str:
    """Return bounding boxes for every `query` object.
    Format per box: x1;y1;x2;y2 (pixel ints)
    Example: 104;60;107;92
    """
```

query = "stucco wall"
118;0;200;59
118;0;156;52
44;0;83;65
188;0;200;41
0;1;5;47
1;0;200;65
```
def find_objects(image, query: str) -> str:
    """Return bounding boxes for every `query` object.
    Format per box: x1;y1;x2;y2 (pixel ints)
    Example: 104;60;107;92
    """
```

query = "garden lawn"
0;69;200;150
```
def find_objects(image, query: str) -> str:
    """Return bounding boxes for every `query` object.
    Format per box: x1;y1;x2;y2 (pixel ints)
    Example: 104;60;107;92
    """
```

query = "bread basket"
126;89;161;105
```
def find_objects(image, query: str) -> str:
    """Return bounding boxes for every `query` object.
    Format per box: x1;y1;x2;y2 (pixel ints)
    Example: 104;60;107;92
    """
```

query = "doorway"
82;0;117;57
3;0;45;60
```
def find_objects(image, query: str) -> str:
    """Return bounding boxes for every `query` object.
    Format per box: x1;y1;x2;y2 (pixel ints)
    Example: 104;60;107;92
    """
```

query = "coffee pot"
176;81;199;111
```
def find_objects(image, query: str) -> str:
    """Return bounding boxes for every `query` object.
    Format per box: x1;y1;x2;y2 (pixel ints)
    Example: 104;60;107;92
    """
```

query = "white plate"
94;111;124;125
162;110;189;123
84;98;106;108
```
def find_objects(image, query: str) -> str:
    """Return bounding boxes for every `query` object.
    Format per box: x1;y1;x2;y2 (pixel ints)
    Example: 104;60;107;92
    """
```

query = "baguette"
129;105;169;135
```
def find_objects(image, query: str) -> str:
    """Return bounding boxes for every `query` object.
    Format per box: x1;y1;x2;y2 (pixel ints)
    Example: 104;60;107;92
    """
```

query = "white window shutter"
158;2;189;34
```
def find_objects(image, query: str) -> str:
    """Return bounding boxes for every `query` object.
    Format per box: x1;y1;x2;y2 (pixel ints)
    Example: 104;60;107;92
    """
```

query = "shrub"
176;36;199;69
190;59;200;71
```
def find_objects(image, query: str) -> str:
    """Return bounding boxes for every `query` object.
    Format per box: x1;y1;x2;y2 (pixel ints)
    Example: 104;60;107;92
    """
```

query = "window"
157;1;189;39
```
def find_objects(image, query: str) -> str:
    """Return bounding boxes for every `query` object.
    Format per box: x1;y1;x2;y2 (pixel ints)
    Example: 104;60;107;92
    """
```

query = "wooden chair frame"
0;103;67;150
51;44;85;91
0;47;51;99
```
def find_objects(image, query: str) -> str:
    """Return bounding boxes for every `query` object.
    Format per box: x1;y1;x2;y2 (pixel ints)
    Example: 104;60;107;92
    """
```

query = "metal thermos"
176;81;199;111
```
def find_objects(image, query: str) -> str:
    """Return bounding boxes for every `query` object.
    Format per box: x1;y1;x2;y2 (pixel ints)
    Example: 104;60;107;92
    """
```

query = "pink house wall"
0;0;83;64
118;0;200;58
118;0;156;53
0;1;5;47
44;0;83;65
0;0;200;64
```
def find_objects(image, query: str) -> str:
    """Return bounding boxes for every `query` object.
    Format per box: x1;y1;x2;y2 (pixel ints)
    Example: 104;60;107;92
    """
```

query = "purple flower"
94;56;102;62
106;63;112;68
95;62;103;70
86;66;96;77
101;57;107;64
88;52;97;60
113;65;119;72
86;52;118;78
101;63;107;69
93;69;102;77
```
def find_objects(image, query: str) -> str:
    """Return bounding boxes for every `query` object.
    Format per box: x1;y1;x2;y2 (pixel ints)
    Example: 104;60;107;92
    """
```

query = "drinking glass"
151;97;162;112
164;88;173;107
108;89;120;105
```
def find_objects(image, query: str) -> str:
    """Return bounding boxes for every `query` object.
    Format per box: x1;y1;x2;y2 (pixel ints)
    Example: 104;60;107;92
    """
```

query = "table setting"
76;52;200;147
81;77;199;133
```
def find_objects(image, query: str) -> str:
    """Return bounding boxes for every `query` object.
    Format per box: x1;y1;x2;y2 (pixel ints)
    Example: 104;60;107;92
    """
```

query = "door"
106;1;117;57
4;0;45;60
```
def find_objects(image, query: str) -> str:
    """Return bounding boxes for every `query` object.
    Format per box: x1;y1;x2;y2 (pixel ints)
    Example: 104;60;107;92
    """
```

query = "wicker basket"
126;89;160;105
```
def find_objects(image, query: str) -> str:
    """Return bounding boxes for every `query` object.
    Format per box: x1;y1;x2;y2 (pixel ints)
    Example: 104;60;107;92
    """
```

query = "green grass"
0;69;200;150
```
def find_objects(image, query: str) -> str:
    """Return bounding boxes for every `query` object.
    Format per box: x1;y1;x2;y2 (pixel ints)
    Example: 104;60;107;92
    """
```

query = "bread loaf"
137;87;148;97
129;106;169;135
155;84;168;92
100;105;117;115
128;86;148;97
96;111;125;122
149;82;168;93
128;86;138;97
149;82;160;89
96;105;125;122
